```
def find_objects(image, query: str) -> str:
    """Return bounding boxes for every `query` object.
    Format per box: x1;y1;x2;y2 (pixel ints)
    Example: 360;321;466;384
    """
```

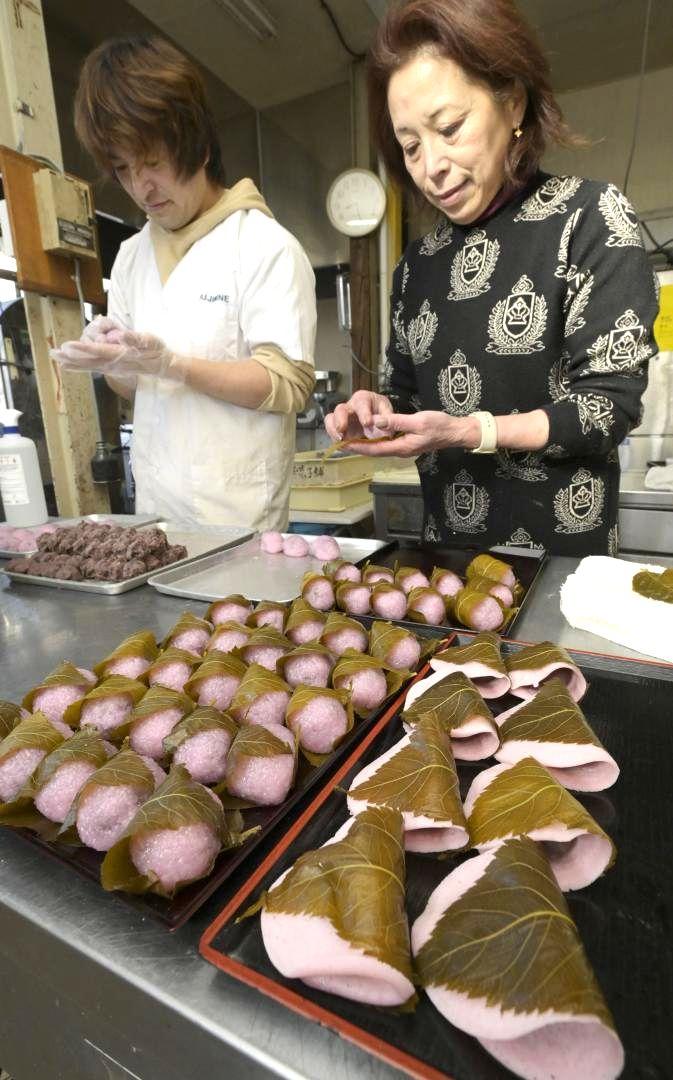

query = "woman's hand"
325;404;480;457
324;390;395;442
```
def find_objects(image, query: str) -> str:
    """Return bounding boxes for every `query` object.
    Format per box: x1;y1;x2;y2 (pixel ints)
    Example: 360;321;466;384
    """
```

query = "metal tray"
147;534;396;602
369;542;548;637
1;522;253;594
0;513;162;558
9;623;453;931
200;651;671;1080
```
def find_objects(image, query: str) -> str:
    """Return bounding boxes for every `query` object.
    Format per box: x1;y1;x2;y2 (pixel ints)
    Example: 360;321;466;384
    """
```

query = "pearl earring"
513;126;523;139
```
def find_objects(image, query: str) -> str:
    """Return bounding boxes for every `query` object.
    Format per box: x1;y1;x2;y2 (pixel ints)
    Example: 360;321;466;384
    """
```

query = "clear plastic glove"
81;315;125;343
50;330;184;381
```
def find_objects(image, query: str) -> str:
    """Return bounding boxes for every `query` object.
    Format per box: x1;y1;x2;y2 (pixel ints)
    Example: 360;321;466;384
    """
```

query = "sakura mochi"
282;534;310;558
225;722;296;805
310;535;341;561
206;594;253;626
94;630;158;680
23;661;96;725
260;530;284;554
370;582;408;621
285;686;352;757
164;707;238;785
0;714;64;803
74;747;166;851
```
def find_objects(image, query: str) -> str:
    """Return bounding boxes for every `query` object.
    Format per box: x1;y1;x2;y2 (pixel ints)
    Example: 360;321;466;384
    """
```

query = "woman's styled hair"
368;0;581;191
74;35;226;186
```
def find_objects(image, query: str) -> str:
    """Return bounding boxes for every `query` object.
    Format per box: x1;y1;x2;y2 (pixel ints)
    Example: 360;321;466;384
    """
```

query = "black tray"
9;622;453;931
369;542;547;637
200;654;672;1080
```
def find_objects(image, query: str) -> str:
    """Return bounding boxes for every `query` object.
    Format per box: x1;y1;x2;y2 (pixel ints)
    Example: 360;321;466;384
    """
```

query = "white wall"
544;65;673;247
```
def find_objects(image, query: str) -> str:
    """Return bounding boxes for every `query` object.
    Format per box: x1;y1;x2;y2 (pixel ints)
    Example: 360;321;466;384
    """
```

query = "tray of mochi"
147;531;396;603
0;608;451;929
199;633;673;1080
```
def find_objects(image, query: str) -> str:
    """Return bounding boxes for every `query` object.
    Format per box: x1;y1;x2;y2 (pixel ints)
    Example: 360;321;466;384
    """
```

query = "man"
53;35;316;528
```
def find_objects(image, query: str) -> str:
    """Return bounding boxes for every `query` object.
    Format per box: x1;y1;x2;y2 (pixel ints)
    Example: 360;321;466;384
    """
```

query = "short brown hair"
368;0;581;191
74;35;226;186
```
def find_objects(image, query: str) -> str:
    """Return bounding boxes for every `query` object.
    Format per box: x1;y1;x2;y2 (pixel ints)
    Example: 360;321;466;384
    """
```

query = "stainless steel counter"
0;562;670;1080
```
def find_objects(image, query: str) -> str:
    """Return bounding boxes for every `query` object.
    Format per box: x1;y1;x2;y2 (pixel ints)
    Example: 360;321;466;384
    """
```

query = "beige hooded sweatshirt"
149;179;315;413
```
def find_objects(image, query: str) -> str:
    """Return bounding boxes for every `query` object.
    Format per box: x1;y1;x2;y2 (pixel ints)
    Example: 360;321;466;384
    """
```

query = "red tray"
199;650;672;1080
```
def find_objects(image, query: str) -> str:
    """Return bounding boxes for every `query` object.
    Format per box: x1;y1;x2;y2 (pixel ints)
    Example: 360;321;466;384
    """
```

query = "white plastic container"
0;409;48;526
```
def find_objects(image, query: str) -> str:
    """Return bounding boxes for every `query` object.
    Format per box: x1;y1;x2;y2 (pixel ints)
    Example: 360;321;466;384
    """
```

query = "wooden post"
349;61;380;395
0;0;109;515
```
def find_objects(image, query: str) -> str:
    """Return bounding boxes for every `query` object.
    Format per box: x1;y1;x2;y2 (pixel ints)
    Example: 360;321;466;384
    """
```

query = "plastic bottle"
0;408;48;526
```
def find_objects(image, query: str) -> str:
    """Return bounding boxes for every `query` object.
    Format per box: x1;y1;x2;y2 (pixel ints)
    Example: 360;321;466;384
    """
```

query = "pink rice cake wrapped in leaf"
246;600;288;634
27;728;112;825
145;647;200;692
229;664;291;728
394;565;430;595
465;552;517;590
453;585;508;632
369;582;408;621
429;633;510;699
0;713;65;804
285;686;353;763
128;687;194;761
163;706;238;785
430;566;463;599
237;626;292;672
208;620;254;655
284;598;327;646
162;612;213;658
184;653;247;711
70;745;166;851
505;641;587;703
93;630;159;681
259;530;284;554
276;644;334;690
310;534;340;562
206;594;253;627
300;571;335;613
224;722;296;805
282;534;310;558
320;612;368;658
322;558;361;583
368;620;429;673
347;715;468;851
403;671;500;761
465;573;514;609
0;700;26;741
22;661;98;725
334;580;371;616
361;562;395;587
63;675;148;740
331;650;408;717
464;756;616;892
411;836;624;1080
261;805;416;1007
101;765;247;897
495;678;619;792
405;586;447;627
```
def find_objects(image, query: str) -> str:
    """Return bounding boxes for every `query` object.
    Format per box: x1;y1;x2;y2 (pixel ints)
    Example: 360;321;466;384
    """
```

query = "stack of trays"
290;451;374;511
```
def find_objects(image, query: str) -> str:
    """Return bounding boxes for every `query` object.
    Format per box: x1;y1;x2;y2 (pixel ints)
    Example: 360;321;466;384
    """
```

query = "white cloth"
645;464;673;491
560;555;673;663
108;209;316;530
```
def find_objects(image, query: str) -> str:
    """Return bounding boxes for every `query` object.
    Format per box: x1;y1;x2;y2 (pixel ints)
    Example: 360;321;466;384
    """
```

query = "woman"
325;0;658;555
53;35;316;530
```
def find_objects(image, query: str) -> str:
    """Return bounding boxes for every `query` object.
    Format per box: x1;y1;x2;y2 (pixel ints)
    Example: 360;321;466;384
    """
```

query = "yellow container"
292;451;375;488
289;477;372;511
